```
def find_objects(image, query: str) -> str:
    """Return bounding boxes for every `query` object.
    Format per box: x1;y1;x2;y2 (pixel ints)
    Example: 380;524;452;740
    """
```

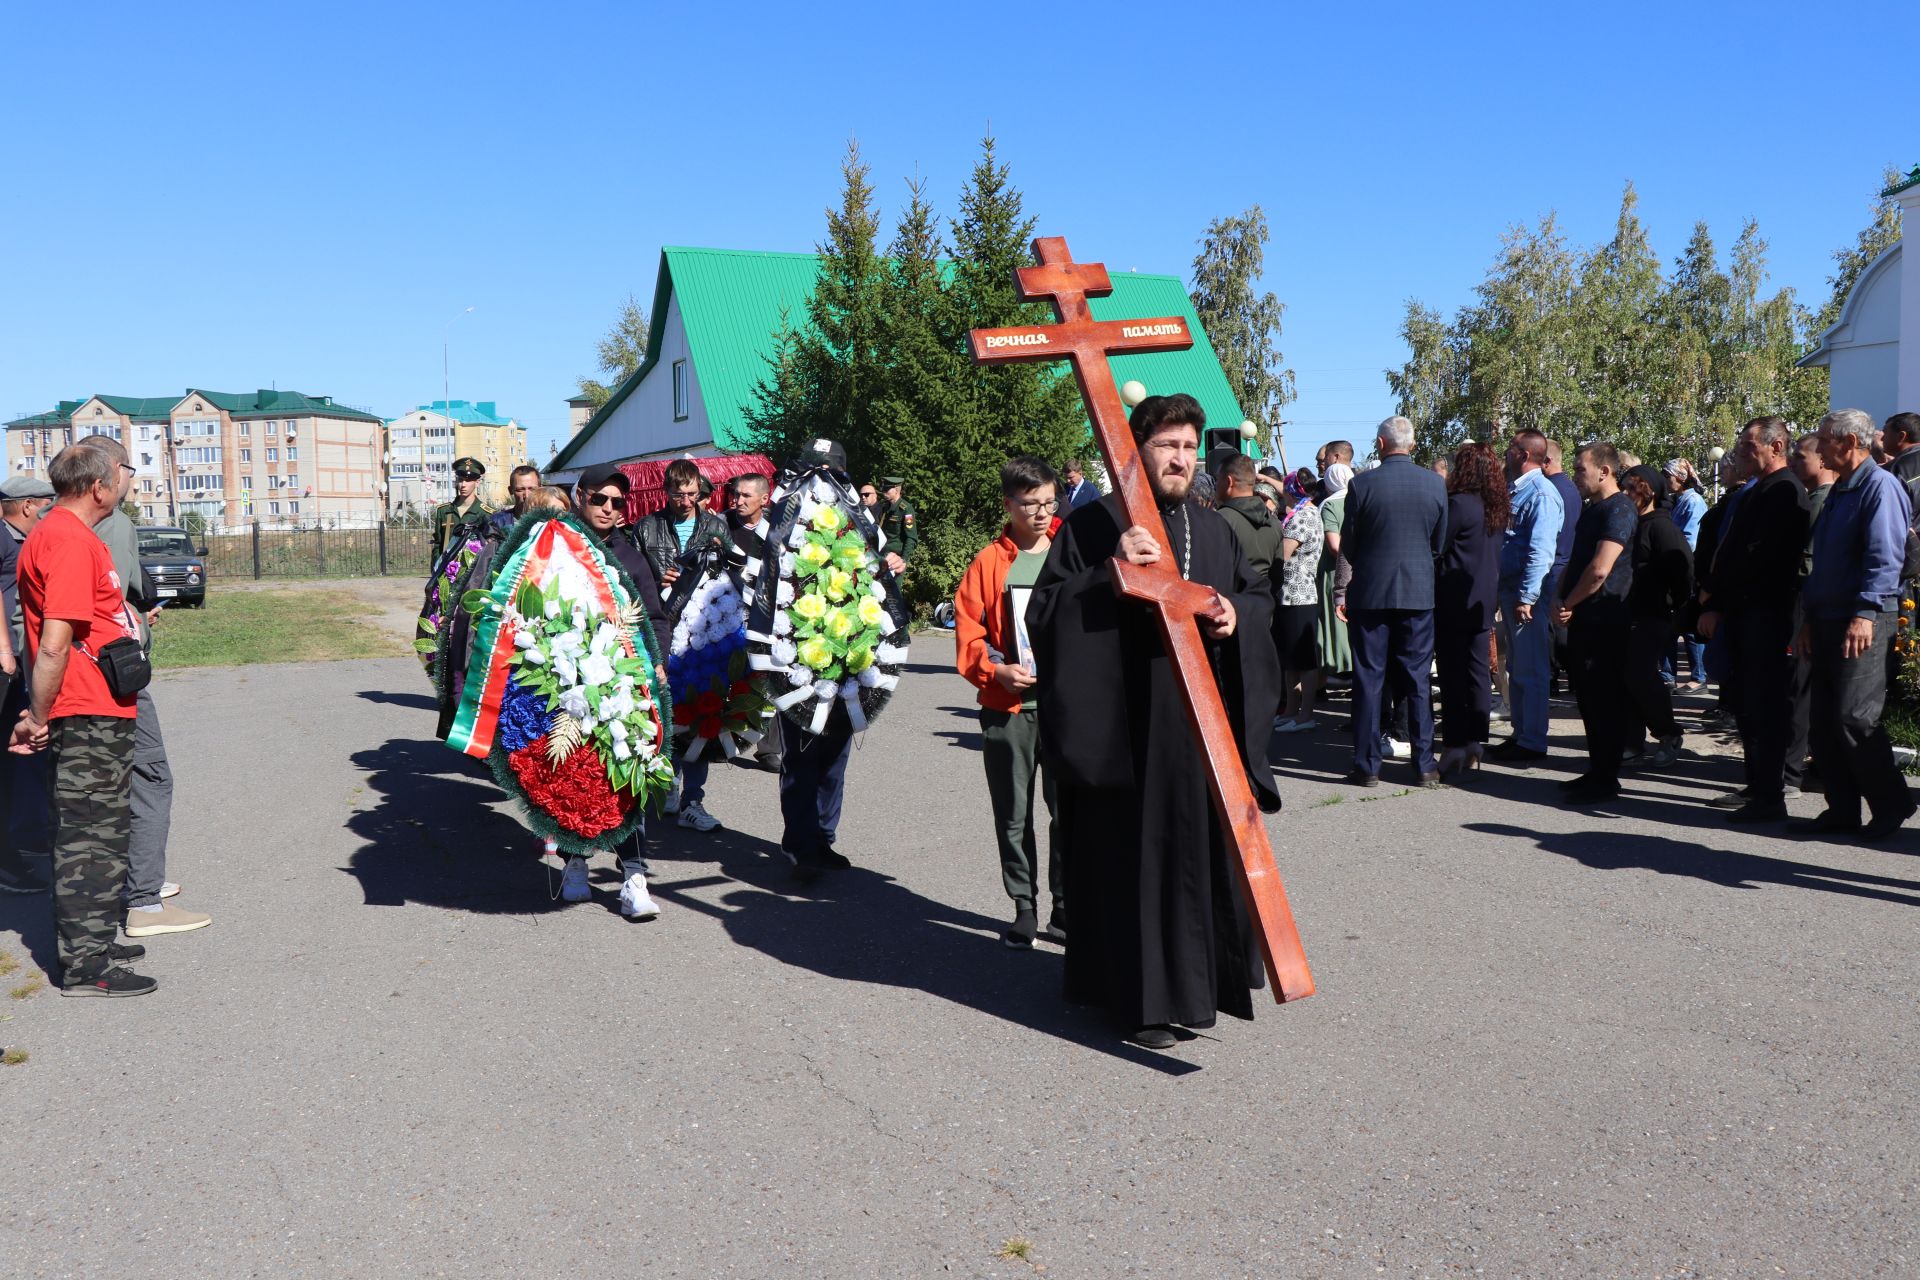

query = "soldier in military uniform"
877;475;917;567
430;457;494;560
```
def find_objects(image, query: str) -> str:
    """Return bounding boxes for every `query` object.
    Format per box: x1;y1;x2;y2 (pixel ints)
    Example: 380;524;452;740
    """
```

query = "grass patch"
996;1237;1035;1261
153;590;403;669
9;977;44;1000
1313;794;1344;808
2;1048;27;1066
0;953;17;977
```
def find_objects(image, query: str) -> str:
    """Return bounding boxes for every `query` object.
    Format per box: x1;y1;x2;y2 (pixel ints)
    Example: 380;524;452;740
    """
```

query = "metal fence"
203;523;438;580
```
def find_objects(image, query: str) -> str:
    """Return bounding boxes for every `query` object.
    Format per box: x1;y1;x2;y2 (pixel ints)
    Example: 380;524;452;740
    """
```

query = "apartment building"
6;388;384;526
385;400;530;510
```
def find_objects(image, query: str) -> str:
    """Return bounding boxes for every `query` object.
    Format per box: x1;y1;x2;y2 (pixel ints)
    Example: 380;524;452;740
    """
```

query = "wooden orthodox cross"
969;236;1315;1004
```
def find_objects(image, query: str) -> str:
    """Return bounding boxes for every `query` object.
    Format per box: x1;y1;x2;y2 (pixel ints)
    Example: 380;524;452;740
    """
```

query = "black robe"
1031;493;1283;1028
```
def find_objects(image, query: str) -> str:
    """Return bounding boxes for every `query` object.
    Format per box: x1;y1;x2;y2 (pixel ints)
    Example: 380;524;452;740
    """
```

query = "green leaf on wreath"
460;589;491;614
517;581;546;619
413;637;436;654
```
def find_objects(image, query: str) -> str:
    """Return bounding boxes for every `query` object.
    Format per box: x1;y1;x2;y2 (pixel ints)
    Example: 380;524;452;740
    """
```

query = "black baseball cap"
577;463;631;493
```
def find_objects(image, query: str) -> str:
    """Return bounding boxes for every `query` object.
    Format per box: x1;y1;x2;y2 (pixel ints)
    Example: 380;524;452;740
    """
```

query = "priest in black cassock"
1030;393;1283;1051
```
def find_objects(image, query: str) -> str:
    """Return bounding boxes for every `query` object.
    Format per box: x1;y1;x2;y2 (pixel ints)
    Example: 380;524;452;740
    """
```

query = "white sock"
131;903;162;913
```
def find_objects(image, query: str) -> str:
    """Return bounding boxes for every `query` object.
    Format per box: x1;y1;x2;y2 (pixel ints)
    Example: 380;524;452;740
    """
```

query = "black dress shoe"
1861;801;1917;841
815;847;851;870
1557;772;1594;791
1562;778;1619;804
1345;769;1379;789
1418;771;1442;789
1488;740;1546;762
1725;801;1790;825
1126;1025;1178;1050
1788;810;1862;836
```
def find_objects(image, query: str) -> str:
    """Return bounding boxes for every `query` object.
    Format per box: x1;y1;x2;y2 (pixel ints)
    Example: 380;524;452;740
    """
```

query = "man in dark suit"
1060;459;1102;511
1339;416;1448;786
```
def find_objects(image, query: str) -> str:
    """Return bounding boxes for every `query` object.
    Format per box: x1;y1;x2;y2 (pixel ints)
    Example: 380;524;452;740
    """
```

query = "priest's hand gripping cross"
969;236;1314;1004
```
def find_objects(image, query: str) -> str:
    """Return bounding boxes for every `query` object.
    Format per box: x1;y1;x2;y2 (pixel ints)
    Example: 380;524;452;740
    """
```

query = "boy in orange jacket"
954;456;1064;949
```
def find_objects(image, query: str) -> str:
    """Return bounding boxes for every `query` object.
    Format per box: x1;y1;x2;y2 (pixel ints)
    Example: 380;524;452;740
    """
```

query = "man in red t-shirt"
10;445;153;997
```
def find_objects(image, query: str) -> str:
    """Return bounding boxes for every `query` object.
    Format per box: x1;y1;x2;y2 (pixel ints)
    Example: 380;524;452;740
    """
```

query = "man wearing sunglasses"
562;463;671;920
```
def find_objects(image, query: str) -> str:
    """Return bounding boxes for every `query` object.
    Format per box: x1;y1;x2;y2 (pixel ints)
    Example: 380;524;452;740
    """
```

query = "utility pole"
440;306;474;508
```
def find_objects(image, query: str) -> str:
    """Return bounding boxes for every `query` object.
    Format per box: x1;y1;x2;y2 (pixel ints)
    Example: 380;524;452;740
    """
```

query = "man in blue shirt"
1542;440;1583;692
1793;408;1916;840
1492;430;1564;763
1551;442;1636;802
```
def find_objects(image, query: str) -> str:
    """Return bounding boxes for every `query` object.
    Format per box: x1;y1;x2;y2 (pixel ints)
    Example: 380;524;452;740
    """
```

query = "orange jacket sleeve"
954;544;1022;711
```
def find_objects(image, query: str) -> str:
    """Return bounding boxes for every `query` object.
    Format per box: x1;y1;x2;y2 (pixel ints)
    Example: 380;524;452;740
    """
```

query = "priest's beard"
1149;470;1193;507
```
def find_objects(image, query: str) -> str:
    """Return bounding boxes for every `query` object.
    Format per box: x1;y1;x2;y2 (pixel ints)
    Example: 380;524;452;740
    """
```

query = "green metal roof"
189;388;382;422
5;400;85;429
394;399;519;427
10;388;381;429
95;395;182;419
553;246;1251;469
1884;164;1920;197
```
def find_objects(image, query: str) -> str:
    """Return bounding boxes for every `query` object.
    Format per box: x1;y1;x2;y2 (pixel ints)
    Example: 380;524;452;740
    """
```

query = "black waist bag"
89;636;152;699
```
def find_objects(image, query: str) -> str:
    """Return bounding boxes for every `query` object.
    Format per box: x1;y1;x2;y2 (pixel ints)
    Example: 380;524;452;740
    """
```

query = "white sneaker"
678;801;720;832
663;776;682;815
619;862;659;921
160;881;180;899
558;855;591;902
1383;737;1410;760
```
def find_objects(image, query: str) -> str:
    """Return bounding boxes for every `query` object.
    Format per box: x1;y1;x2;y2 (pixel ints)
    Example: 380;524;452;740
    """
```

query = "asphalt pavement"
2;641;1915;1278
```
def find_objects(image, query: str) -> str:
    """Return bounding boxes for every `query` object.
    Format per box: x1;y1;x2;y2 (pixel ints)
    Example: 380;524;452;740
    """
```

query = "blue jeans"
779;720;853;858
1660;639;1708;685
680;755;709;807
1499;595;1553;751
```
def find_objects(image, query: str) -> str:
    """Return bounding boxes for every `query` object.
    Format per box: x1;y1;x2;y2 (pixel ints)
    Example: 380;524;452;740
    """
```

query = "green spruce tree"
1190;205;1296;451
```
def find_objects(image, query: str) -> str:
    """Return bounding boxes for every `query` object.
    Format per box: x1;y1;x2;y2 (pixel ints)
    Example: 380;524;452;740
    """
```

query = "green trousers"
980;706;1062;914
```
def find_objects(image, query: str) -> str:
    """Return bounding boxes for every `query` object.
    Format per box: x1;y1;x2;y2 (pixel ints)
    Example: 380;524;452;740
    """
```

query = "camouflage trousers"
49;714;135;983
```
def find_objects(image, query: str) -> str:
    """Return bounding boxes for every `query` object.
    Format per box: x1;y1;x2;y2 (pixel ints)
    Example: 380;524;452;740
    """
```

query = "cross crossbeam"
969;236;1314;1004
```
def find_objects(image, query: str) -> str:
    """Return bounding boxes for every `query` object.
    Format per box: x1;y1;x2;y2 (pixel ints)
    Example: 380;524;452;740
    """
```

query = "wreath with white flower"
665;550;770;759
745;470;910;734
447;511;673;853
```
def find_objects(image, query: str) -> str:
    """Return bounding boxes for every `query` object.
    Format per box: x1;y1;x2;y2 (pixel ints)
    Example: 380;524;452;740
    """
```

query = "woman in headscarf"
1273;468;1326;731
1312;460;1355;691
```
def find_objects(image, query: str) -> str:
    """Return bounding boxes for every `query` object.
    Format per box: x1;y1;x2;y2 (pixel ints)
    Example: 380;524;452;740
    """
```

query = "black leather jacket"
629;507;732;583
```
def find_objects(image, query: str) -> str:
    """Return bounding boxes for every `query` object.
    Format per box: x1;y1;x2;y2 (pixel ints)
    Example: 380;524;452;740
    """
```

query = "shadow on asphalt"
1467;821;1920;906
344;736;557;912
644;829;1200;1074
355;689;439;712
0;887;55;979
342;735;1195;1072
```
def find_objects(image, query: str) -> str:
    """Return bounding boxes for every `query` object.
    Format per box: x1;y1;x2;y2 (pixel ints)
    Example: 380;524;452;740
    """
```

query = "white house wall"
1826;243;1903;425
567;290;714;471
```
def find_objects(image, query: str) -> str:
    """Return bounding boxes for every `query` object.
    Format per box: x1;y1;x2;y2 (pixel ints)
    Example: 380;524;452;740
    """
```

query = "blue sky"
4;1;1913;468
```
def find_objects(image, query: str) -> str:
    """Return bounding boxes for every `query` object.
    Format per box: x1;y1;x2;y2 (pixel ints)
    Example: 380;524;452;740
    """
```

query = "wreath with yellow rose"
745;469;910;734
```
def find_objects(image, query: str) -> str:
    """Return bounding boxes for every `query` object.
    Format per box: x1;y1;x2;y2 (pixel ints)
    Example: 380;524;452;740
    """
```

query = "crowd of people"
1197;407;1919;838
1;437;211;998
13;392;1916;1049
